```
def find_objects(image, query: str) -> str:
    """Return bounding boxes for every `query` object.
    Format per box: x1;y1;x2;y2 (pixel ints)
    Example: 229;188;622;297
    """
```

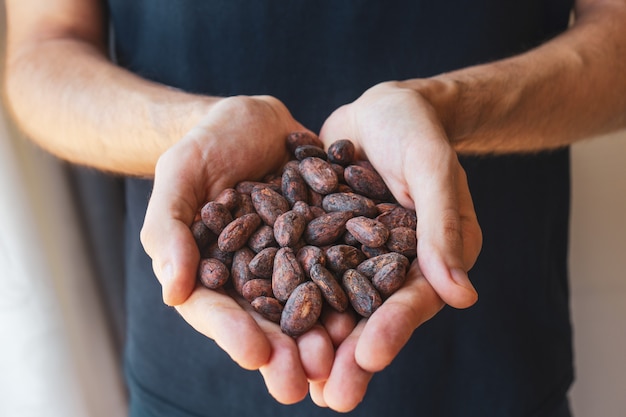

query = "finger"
256;320;310;405
321;320;373;413
296;323;334;382
175;286;272;370
309;381;328;408
456;165;483;270
141;142;207;306
406;144;478;308
320;307;358;347
354;265;444;372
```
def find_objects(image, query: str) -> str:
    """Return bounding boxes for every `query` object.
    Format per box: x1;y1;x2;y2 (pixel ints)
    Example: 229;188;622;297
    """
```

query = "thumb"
408;146;478;309
141;151;203;306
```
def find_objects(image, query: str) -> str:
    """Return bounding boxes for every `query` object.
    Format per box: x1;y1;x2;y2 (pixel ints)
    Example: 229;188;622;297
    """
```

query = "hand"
312;81;483;411
140;95;334;404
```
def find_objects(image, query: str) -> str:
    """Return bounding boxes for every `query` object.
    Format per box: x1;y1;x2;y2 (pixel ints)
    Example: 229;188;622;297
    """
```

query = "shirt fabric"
106;1;575;416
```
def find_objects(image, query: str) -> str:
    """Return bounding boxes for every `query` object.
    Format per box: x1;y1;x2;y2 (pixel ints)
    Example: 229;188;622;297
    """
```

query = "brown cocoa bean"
325;244;366;274
214;188;240;211
286;131;323;154
322;192;378;218
251;296;283;323
236;181;281;195
309;263;348;312
272;247;306;302
201;241;234;267
345;216;390;248
294;144;327;161
280;281;323;337
344;164;393;201
308;189;325;208
296;245;326;278
361;244;390;258
197;258;230;289
356;252;410;278
251;186;290;226
232;193;256;218
376;206;417;230
231;247;257;295
247;225;277;253
299;157;339;195
327;139;356;166
342;269;382;318
386;227;418;258
242;278;274;302
281;165;309;206
372;261;408;299
191;220;215;251
292;201;315;223
331;163;345;183
218;213;261;252
248;247;279;278
376;202;398;215
273;210;306;248
201;201;233;235
304;211;354;246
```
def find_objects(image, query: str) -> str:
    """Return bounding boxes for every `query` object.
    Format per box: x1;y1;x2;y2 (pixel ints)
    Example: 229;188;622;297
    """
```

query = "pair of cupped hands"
140;81;482;412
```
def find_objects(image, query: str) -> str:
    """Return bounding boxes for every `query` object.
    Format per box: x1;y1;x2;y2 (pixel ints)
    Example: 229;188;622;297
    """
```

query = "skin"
4;0;626;412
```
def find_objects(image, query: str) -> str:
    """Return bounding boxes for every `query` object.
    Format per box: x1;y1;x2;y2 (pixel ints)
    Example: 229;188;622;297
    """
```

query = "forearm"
407;1;626;154
4;37;215;176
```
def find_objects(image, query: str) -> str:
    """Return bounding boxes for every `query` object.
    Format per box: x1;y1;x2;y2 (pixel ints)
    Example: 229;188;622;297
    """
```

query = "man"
4;0;626;415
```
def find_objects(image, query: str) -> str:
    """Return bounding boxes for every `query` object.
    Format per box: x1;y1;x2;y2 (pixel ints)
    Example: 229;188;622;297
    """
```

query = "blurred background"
1;2;625;416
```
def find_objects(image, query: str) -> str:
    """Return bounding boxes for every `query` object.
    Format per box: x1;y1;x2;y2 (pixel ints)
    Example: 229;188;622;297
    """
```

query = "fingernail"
450;268;474;291
160;262;175;302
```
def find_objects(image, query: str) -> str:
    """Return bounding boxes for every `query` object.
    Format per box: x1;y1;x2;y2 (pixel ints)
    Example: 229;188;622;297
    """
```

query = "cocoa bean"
248;247;279;278
344;164;393;201
345;216;390;248
296;245;326;278
299;157;339;195
251;186;290;226
197;258;230;289
304;211;354;246
356;252;410;278
217;213;261;252
376;206;417;230
286;131;323;154
342;269;382;318
281;165;309;206
201;201;233;235
201;241;234;268
294;144;327;161
372;261;407;299
231;247;257;295
191;220;215;251
361;244;390;258
247;225;277;253
280;281;323;337
327;139;356;166
322;192;378;218
232;193;256;218
273;210;306;248
242;278;274;302
251;296;283;323
272;247;306;302
292;201;315;223
386;227;418;258
309;263;348;312
214;188;240;211
236;180;280;195
324;244;366;274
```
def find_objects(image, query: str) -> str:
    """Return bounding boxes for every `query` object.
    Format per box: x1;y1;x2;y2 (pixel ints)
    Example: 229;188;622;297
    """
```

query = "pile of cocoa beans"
191;132;417;337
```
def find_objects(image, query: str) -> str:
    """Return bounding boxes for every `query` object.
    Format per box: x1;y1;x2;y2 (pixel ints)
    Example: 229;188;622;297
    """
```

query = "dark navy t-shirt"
108;1;575;416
